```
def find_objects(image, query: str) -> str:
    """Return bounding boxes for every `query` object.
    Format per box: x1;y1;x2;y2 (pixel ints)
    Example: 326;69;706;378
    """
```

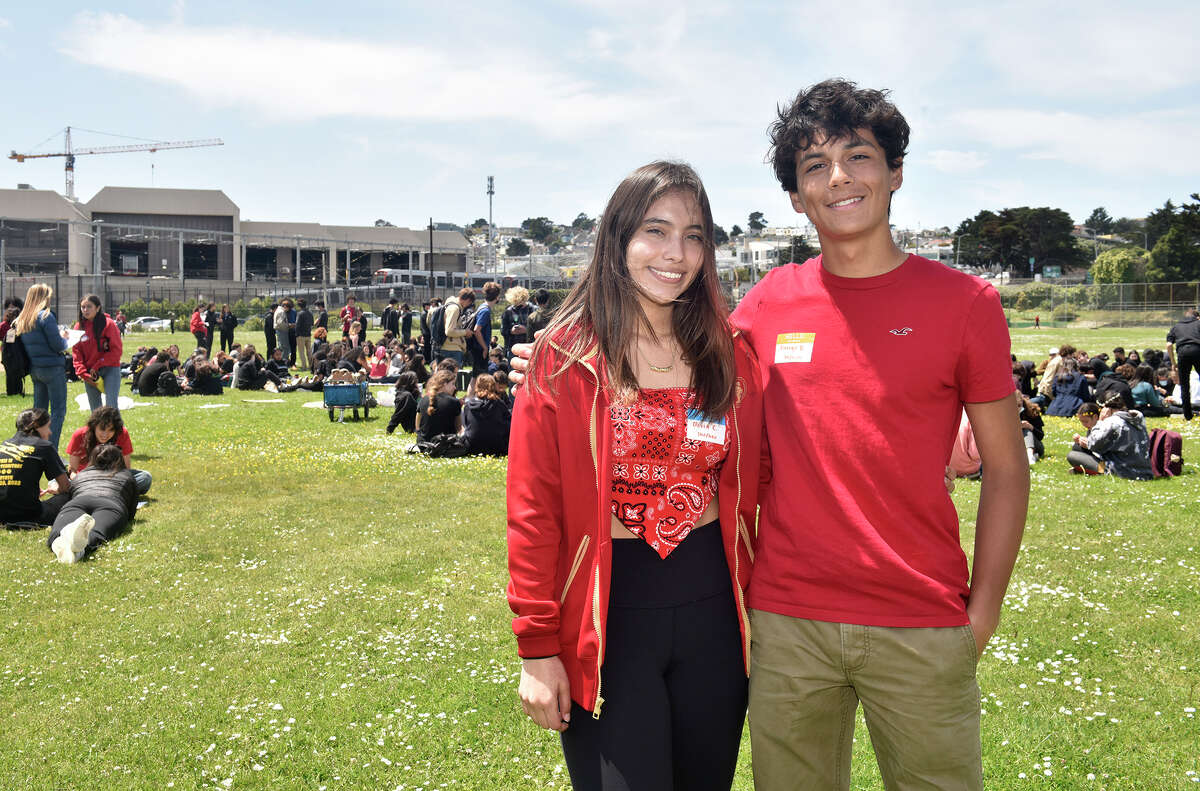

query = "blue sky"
1;1;1197;235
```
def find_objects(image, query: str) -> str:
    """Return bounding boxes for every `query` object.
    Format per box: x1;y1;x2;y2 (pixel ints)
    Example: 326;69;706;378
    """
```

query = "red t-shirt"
66;426;134;470
731;255;1014;627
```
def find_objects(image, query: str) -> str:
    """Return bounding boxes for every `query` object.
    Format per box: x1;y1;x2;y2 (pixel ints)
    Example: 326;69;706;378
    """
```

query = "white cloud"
950;107;1200;175
58;12;654;138
0;17;11;30
924;150;987;174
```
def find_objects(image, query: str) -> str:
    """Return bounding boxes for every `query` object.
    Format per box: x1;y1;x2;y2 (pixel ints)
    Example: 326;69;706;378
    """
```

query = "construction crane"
9;126;224;201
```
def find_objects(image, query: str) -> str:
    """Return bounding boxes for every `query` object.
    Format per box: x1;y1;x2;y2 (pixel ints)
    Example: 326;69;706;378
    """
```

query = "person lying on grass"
66;406;152;495
48;444;137;564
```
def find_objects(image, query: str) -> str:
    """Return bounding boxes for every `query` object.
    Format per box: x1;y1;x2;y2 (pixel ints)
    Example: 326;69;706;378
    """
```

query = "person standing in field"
295;299;314;371
735;78;1028;791
1167;306;1200;421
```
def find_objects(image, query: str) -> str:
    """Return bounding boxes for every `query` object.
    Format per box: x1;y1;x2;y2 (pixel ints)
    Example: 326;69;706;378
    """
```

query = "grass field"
0;326;1196;790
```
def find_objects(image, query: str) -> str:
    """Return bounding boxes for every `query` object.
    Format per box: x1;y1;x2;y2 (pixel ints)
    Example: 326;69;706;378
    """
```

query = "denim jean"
441;349;463;367
84;366;123;412
30;365;67;449
130;469;153;495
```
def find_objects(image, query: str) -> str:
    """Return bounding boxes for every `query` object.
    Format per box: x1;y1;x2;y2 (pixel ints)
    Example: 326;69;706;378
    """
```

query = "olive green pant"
748;610;982;791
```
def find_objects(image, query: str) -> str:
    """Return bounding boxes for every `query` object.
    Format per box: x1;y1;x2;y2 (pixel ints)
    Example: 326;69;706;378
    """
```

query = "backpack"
10;333;31;377
1148;428;1183;478
412;433;470;458
156;370;182;397
429;303;449;349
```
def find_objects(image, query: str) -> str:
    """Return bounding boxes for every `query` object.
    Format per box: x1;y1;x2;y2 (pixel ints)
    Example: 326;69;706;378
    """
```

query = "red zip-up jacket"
506;329;768;718
72;313;124;377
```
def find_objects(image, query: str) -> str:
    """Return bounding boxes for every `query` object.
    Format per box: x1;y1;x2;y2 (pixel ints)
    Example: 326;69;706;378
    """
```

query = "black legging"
46;493;130;556
560;522;747;791
1178;346;1200;420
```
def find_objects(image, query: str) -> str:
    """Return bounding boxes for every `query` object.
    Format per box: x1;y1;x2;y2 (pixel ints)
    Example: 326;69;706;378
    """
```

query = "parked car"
128;316;171;332
360;311;381;329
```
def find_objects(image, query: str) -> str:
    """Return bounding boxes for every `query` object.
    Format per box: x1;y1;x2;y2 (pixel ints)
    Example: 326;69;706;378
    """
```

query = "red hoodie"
506;328;768;717
72;313;123;376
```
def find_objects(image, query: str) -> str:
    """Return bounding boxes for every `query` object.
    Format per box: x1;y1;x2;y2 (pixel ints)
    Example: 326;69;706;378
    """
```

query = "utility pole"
487;176;495;274
428;218;434;301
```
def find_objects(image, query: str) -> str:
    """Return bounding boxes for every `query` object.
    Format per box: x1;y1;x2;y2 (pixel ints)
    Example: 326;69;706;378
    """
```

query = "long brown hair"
424;370;456;415
14;284;53;335
529;161;734;417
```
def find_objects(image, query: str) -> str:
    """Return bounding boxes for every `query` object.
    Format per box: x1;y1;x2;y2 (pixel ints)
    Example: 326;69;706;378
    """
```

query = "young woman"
189;305;207;351
461;373;511;455
1129;364;1168;417
346;320;364;349
14;284;70;448
73;294;124;412
414;369;461;442
310;326;329;360
66;406;152;495
0;408;71;526
385;371;421;435
234;344;282;391
47;444;138;563
506;161;764;790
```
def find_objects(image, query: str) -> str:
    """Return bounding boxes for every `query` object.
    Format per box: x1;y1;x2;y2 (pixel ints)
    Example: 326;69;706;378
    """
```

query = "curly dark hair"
768;78;910;193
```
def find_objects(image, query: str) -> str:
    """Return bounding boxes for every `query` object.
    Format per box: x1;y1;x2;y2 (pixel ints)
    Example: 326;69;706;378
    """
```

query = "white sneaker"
52;513;95;563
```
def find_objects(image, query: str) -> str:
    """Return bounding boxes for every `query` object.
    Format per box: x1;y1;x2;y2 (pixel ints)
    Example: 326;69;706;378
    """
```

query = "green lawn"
0;327;1196;789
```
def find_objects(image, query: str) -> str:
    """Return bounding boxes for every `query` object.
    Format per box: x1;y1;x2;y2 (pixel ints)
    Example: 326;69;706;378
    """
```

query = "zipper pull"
592;695;604;719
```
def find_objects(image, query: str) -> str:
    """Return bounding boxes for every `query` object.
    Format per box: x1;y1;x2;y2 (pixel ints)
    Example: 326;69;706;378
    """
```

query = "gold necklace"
637;335;678;373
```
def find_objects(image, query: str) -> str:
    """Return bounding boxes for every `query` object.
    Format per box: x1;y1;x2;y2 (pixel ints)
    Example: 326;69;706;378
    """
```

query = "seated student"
491;369;514;409
165;344;182;372
265;347;290;380
0;409;71;527
386;371;421;434
46;444;138;564
461;373;511;455
1067;397;1153;479
404;352;430;385
235;344;282;391
1164;367;1200;416
182;348;206;381
1129;364;1168;417
1094;364;1135;410
310;326;329;360
136;350;172;396
1045;359;1091;417
368;342;390;381
185;360;224;395
1017;390;1045;464
948;411;981;479
346;320;364;349
486;347;510;376
337;345;369;375
65;406;152;495
415;370;461;442
311;345;336;379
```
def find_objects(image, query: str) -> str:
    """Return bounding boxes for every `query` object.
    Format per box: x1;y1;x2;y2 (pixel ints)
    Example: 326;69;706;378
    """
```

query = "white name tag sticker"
685;409;726;444
775;332;815;363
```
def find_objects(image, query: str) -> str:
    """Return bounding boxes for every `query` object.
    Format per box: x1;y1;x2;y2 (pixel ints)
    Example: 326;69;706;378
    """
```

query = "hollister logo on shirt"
775;332;814;363
685;409;726;444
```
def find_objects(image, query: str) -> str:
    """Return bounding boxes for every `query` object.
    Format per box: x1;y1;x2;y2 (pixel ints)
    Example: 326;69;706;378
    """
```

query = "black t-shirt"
0;432;67;522
1168;316;1200;353
416;393;462;441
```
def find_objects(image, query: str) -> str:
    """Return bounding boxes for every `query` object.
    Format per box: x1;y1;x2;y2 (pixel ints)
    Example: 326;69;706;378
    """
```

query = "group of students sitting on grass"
1024;344;1198;419
388;355;512;456
950;342;1189;481
0;405;153;563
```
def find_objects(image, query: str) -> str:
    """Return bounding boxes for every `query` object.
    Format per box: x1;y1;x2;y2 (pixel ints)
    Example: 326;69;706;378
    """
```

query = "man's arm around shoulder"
963;396;1030;657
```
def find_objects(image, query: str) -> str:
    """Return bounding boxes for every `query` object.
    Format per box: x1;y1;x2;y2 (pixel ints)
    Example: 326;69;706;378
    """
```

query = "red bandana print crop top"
609;387;730;558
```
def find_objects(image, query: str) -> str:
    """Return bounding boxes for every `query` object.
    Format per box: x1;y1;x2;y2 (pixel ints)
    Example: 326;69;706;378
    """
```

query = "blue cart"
323;381;370;421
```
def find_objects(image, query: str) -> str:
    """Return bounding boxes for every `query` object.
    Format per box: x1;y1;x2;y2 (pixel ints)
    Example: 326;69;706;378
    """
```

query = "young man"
472;282;501;375
440;289;475;368
731;79;1029;790
294;299;314;371
273;299;294;368
1167;307;1200;420
400;302;414;344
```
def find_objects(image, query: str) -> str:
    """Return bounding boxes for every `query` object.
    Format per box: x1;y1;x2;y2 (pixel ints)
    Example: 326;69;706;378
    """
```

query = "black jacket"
71;467;137;524
462;397;511;455
138;360;168;395
295;309;314;336
220;311;237;334
1094;371;1135;410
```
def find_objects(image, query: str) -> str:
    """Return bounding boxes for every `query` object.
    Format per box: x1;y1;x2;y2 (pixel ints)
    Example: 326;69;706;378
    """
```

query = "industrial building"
0;184;470;286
